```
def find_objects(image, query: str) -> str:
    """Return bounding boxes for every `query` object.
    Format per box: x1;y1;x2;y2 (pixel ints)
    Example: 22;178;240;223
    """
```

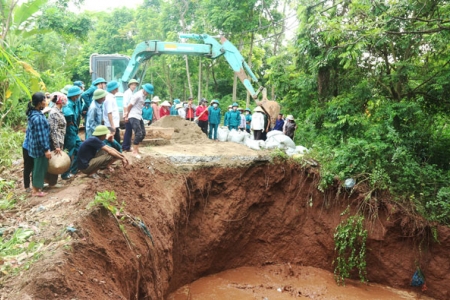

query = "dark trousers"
129;118;146;145
122;122;132;151
198;120;208;134
261;131;267;141
186;118;194;121
23;147;33;189
108;127;121;144
253;130;262;140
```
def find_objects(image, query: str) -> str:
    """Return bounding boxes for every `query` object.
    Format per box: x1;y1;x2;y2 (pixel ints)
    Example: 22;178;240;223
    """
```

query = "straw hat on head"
254;106;264;112
161;100;171;107
175;103;183;109
286;115;294;121
152;96;161;103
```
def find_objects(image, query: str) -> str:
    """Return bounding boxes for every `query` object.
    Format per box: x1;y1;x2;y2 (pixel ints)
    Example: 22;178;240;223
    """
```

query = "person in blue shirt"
170;99;181;116
208;99;222;140
245;108;252;133
142;99;153;125
273;114;285;131
86;89;107;139
228;102;241;130
78;125;128;178
223;105;232;127
25;92;52;197
80;77;107;119
62;86;83;179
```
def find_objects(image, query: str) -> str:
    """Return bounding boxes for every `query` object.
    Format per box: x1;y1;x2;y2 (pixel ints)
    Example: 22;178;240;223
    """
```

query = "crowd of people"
22;78;297;197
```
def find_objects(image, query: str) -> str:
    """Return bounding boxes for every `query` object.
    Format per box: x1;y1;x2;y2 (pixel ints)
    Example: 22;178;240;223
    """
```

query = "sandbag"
217;126;229;142
267;130;284;139
227;129;238;142
272;135;296;149
264;137;283;150
48;151;70;175
245;139;262;151
230;131;245;144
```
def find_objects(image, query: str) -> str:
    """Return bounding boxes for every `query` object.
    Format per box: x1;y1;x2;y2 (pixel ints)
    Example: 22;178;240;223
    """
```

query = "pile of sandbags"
227;129;249;144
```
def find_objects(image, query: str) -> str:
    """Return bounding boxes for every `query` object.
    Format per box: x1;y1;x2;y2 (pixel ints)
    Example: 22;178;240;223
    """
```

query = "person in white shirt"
122;79;139;152
250;106;265;140
124;83;154;158
103;81;121;143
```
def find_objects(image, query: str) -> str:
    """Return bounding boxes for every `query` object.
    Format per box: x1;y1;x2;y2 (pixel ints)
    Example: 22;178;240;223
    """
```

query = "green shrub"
334;214;367;285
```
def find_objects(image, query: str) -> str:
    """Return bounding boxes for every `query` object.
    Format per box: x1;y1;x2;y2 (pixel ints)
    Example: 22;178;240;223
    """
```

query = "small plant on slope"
333;214;368;285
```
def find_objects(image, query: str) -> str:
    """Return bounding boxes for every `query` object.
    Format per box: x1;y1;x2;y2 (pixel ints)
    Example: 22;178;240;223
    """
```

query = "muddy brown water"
7;157;450;299
168;265;431;299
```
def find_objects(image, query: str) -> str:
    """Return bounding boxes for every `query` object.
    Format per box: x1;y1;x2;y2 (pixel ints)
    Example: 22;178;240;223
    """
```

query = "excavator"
89;33;280;140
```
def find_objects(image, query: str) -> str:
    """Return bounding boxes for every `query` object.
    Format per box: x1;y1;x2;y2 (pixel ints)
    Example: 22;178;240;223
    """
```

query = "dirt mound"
151;116;213;145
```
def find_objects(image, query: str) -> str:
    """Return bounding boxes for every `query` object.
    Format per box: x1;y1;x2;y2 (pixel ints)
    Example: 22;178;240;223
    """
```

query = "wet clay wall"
17;160;450;299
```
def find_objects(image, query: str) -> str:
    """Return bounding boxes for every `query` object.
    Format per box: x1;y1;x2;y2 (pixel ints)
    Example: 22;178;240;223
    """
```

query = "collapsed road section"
3;155;449;300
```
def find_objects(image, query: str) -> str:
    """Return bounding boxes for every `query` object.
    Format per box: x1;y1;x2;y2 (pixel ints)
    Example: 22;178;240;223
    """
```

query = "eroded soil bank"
8;159;450;299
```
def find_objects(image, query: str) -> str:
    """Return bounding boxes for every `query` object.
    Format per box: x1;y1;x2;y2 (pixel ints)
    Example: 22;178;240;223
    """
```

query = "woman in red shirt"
195;98;209;134
159;101;171;118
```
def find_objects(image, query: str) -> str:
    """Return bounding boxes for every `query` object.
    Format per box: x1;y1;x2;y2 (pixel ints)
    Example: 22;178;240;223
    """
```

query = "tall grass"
0;127;25;170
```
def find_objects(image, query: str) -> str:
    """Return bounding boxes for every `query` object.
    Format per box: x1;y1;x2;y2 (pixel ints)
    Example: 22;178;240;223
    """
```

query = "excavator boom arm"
122;34;262;99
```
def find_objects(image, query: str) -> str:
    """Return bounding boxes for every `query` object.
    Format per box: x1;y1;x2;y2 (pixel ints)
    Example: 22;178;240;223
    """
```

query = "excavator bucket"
256;88;280;128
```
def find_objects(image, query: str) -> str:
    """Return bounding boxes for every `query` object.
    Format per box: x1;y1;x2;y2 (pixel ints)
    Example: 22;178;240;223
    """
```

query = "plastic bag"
411;269;425;287
217;126;229;142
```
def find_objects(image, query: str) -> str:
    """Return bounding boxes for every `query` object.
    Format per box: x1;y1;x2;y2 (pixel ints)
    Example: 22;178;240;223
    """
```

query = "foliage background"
1;0;450;224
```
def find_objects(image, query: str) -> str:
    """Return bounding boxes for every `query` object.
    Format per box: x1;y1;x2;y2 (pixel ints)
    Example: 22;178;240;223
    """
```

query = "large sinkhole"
17;159;450;300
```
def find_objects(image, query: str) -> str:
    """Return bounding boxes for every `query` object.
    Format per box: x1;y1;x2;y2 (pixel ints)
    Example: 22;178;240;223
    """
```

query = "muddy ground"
1;119;449;300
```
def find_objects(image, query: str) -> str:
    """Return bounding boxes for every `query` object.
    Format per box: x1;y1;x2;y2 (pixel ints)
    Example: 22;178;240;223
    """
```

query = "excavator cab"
90;54;130;122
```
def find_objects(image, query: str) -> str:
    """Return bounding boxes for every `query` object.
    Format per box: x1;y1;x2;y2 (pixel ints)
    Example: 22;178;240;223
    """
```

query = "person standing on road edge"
45;92;68;187
170;99;181;116
160;101;171;118
85;89;107;139
25;92;52;197
227;102;241;130
196;99;209;134
125;83;154;158
122;79;139;152
208;99;221;140
238;107;246;131
80;78;107;122
251;106;265;140
62;86;83;180
273;114;284;131
185;97;196;121
223;105;232;127
103;81;121;144
245;108;252;133
151;96;161;121
142;99;153;125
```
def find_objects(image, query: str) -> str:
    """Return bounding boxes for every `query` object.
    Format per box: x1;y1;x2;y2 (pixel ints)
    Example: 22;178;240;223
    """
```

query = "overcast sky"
76;0;144;12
